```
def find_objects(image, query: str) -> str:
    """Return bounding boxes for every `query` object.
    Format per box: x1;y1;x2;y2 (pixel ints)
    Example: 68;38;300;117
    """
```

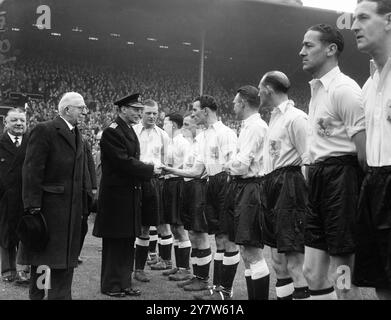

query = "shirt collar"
242;113;260;128
370;57;391;78
309;66;341;92
274;100;294;115
7;132;22;143
60;116;74;131
140;124;158;133
208;120;223;130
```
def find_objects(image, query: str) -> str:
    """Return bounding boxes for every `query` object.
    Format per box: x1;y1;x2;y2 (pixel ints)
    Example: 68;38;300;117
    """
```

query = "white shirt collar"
7;132;22;144
309;66;341;92
274;100;294;115
370;57;391;78
242;113;260;128
60;116;74;131
208;120;223;130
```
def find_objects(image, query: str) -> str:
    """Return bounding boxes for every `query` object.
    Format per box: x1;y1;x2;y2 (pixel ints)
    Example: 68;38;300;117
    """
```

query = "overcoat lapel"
54;116;76;151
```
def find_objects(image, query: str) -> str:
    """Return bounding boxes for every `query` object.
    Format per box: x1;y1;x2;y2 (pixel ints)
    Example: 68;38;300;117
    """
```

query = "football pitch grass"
0;215;377;300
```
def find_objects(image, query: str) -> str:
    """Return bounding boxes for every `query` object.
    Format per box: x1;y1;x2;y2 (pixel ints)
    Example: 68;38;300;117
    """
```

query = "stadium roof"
5;0;370;85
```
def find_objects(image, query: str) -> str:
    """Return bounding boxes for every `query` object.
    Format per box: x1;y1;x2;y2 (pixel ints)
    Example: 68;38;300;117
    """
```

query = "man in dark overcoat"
0;108;30;285
93;93;161;298
20;92;87;300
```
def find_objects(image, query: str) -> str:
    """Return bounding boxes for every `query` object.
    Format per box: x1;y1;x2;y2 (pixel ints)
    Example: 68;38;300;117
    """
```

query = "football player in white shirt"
258;72;310;300
132;100;172;282
352;0;391;300
160;113;192;281
164;95;238;300
162;115;214;292
299;24;366;300
224;86;271;300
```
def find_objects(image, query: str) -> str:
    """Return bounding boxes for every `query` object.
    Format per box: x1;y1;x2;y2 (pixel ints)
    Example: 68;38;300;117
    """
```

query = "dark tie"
70;128;77;146
14;136;20;148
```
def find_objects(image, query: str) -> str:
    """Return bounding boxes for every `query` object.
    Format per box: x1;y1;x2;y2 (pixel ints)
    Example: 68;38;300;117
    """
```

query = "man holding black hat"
93;93;161;298
20;92;87;300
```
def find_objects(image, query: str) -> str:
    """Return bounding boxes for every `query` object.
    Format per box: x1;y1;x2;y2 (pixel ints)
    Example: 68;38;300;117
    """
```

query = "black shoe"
123;287;141;296
102;291;126;298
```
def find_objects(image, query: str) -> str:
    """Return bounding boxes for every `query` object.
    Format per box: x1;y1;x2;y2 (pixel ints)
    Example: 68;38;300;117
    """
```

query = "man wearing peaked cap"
93;93;162;298
114;93;145;109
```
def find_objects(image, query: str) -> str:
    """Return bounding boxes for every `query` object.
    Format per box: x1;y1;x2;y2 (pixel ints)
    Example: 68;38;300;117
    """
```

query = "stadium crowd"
0;52;311;150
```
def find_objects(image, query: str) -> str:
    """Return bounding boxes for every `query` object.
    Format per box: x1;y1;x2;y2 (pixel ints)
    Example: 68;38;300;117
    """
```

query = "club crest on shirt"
316;118;333;137
209;146;219;160
387;100;391;122
269;140;281;158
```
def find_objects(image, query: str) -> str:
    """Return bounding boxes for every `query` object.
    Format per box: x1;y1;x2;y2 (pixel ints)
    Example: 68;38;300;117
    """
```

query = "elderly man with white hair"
18;92;88;300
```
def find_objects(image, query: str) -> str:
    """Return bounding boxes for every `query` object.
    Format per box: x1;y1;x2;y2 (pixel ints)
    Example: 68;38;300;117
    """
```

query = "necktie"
14;136;20;147
70;128;77;146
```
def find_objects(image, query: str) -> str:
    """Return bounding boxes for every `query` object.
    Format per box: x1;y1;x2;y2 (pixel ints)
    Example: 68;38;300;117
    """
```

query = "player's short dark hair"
262;71;291;94
307;23;345;56
166;112;184;128
237;86;260;109
358;0;391;14
194;95;218;112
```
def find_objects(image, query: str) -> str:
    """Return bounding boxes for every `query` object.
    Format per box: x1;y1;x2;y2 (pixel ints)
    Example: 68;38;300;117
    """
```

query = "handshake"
145;161;174;176
153;164;174;176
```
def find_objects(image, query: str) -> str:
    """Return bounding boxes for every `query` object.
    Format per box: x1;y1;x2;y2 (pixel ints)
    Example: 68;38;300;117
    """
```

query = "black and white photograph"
0;0;390;305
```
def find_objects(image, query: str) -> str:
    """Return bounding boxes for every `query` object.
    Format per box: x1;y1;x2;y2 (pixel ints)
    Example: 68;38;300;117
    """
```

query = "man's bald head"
260;71;291;94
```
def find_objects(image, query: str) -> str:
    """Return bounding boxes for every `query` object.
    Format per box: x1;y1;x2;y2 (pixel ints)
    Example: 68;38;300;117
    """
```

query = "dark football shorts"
305;155;364;256
141;178;164;227
260;166;307;253
205;171;229;235
353;166;391;289
162;177;184;226
181;179;208;233
225;177;263;248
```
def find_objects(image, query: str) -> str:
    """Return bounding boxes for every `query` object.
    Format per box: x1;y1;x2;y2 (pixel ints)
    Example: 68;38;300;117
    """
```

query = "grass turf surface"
0;214;377;300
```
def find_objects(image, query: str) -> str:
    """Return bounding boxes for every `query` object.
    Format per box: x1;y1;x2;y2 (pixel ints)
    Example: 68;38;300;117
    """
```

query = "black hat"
16;211;49;252
114;93;144;108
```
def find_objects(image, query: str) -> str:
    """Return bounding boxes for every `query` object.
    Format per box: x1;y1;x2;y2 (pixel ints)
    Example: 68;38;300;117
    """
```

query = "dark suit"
19;116;84;300
93;116;153;293
0;132;29;276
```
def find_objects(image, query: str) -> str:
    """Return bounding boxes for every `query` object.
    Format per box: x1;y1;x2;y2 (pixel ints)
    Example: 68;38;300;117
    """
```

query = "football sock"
178;240;191;269
251;259;270;300
309;287;338;300
213;250;224;287
220;251;240;293
135;237;149;270
276;278;294;300
197;248;212;280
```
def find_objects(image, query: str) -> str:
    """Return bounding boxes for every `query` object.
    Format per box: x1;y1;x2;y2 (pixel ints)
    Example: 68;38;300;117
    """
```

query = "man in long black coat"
0;108;30;284
93;93;160;298
19;92;87;300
